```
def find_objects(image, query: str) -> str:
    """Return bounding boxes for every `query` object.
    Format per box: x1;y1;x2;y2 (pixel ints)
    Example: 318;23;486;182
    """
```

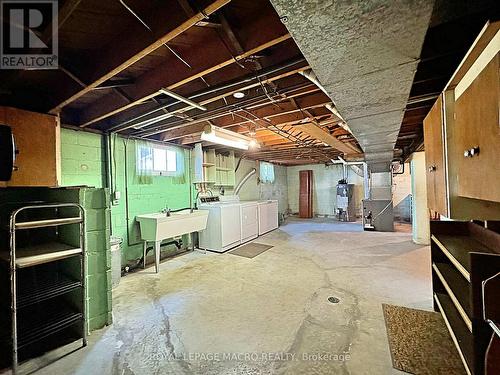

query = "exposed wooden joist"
132;78;315;137
294;123;355;154
50;0;231;114
80;33;292;127
158;93;330;141
43;0;83;43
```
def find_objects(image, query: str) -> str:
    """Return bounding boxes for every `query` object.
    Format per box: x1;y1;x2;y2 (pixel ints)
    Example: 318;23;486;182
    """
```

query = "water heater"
0;125;17;181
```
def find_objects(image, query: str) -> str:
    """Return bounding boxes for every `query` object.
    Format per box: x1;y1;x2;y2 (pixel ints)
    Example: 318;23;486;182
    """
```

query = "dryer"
240;200;259;243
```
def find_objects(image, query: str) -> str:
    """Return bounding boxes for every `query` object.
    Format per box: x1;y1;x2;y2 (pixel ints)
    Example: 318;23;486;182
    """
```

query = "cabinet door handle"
428;165;436;172
464;146;480;158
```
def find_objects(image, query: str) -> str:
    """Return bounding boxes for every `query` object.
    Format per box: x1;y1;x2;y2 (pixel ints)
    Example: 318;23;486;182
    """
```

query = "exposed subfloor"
17;218;432;375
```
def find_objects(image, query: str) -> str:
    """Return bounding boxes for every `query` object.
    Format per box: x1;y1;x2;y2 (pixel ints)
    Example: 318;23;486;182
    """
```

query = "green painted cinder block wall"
60;129;106;188
0;187;112;331
60;129;192;265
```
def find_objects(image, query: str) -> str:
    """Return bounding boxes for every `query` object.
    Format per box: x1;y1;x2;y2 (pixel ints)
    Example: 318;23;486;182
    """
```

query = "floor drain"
328;296;340;304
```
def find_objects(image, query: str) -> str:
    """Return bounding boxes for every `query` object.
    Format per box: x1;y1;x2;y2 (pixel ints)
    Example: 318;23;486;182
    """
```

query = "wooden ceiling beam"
50;0;231;115
158;93;330;141
294;123;355;155
79;33;291;127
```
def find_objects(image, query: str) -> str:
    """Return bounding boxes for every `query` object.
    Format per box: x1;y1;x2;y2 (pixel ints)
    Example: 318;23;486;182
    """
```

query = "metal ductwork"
299;70;355;138
234;168;256;196
270;0;433;172
298;69;329;96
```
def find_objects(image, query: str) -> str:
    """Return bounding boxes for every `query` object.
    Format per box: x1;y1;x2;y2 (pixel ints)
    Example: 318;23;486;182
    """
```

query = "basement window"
259;161;275;184
137;145;179;175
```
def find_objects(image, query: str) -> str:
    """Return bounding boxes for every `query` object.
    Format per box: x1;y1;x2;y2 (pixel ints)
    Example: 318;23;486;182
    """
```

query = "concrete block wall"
61;129;192;266
229;159;289;218
287;164;364;217
109;137;191;264
0;187;112;332
44;187;113;331
392;163;412;222
60;129;106;188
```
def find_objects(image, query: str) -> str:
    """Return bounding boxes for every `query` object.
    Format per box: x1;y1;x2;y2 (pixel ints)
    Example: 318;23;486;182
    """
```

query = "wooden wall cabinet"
454;54;500;203
423;21;500;219
423;95;448;216
0;106;60;187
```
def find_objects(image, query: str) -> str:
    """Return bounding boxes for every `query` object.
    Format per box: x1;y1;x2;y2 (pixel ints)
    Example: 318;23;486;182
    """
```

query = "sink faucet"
161;207;171;216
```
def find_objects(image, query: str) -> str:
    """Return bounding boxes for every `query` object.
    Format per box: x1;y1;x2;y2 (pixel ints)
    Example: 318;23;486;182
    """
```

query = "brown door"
299;170;313;218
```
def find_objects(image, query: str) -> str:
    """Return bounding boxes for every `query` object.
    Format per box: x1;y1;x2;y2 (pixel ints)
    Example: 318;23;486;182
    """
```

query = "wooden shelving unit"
0;203;87;374
431;220;500;375
193;143;236;187
214;151;235;187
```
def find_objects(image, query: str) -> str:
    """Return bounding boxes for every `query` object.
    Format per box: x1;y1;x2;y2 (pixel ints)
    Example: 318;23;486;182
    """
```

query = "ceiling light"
201;125;254;150
233;91;245;99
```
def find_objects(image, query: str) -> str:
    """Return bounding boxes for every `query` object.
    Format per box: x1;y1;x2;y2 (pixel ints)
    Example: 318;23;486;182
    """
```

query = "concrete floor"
17;218;432;375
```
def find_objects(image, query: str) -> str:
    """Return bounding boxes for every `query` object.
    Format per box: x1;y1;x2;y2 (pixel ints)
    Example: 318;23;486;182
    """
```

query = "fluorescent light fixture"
233;91;245;99
159;88;207;111
201;125;259;150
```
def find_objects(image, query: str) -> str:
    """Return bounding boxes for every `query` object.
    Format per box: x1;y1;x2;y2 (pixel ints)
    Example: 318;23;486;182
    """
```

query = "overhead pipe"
135;81;314;138
234;168;256;196
330;157;370;199
110;57;307;132
159;88;207;111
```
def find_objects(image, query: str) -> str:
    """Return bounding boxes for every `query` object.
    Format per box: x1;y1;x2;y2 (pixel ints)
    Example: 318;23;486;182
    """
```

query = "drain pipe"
234;168;256;196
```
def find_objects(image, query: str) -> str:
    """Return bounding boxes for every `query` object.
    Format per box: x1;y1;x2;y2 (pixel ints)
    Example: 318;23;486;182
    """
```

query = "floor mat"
229;243;273;258
382;304;466;375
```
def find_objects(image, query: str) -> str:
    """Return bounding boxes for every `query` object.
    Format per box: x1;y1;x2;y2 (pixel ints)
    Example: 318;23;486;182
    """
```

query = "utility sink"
136;209;209;242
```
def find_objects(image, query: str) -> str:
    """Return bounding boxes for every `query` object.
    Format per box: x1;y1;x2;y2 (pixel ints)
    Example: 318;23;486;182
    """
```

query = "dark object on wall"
430;220;500;375
0;125;17;181
299;170;313;218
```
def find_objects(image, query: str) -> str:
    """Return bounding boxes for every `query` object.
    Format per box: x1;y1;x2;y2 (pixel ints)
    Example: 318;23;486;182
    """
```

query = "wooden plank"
447;20;500;90
50;0;231;114
80;33;291;127
0;106;60;187
156;90;327;140
423;94;448;215
455;54;500;202
294;123;354;154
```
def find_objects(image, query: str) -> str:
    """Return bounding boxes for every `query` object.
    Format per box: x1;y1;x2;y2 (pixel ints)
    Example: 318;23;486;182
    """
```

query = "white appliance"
198;196;242;252
240;201;259;243
258;200;278;235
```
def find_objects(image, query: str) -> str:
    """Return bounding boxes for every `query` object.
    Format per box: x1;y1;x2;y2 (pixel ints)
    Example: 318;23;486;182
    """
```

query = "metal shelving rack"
0;203;87;374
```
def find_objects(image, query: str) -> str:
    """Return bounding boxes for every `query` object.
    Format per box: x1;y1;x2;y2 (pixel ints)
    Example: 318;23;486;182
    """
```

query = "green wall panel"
61;129;193;266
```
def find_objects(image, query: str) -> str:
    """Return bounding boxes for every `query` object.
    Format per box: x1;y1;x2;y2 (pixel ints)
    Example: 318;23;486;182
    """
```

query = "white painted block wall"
286;164;364;216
